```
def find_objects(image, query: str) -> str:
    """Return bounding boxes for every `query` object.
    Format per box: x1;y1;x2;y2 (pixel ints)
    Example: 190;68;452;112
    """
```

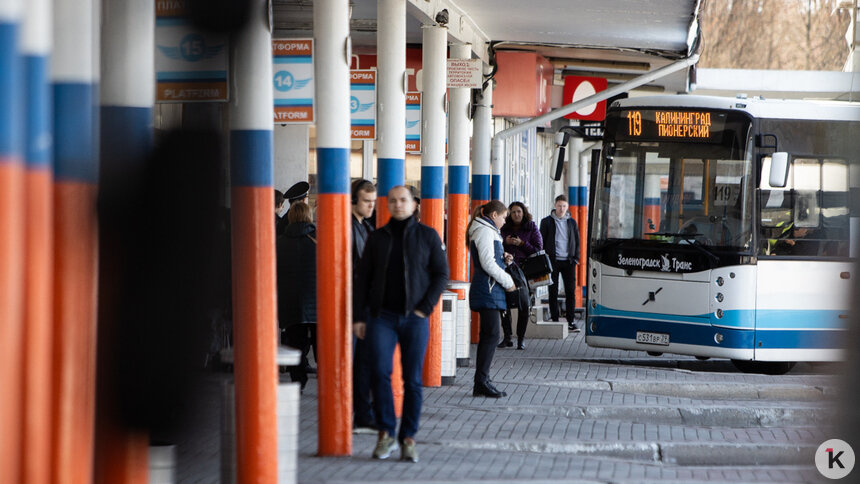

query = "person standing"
500;201;543;349
539;195;581;332
276;202;317;389
468;201;517;398
350;178;377;432
353;186;449;463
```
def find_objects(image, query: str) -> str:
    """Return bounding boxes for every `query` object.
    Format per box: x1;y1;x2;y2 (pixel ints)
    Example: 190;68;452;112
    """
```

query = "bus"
585;95;860;374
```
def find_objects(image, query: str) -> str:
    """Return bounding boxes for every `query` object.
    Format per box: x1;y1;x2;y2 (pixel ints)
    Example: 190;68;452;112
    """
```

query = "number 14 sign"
273;39;314;124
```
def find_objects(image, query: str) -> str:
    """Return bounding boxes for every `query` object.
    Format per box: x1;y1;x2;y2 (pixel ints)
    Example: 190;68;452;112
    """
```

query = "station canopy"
272;0;702;94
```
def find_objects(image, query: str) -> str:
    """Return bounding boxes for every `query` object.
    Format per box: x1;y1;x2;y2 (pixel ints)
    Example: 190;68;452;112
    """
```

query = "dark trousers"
281;324;315;386
501;306;528;341
352;336;375;427
367;310;429;442
548;259;576;323
475;309;502;386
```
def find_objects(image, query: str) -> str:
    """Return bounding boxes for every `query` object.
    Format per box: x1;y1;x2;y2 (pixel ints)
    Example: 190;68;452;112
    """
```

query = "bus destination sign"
621;109;726;142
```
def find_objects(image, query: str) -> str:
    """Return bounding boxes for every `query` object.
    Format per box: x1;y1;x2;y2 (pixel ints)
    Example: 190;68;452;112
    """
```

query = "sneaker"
372;433;399;460
569;323;580;333
401;439;419;463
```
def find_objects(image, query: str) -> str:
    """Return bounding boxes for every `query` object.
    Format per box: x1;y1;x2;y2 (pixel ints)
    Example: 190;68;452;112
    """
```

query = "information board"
406;92;421;153
350;70;376;139
273;39;314;123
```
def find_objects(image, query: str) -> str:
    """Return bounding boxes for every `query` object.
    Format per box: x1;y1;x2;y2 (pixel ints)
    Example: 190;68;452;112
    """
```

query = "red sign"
562;76;608;121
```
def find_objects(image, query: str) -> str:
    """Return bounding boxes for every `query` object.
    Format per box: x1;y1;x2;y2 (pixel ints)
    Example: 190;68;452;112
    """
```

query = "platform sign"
350;70;376;139
406;92;421;153
563;75;608;121
273;39;314;124
155;2;229;102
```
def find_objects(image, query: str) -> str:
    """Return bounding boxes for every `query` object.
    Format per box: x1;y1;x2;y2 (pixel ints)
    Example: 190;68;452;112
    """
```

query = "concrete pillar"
470;67;492;343
96;0;154;481
447;43;470;283
273;124;309;193
229;0;279;480
420;23;446;388
314;0;353;456
20;0;52;481
375;0;406;225
51;0;100;482
0;0;24;481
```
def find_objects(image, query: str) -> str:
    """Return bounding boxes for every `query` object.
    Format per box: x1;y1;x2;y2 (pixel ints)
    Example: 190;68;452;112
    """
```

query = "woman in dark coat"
277;202;317;388
499;201;543;349
468;200;516;398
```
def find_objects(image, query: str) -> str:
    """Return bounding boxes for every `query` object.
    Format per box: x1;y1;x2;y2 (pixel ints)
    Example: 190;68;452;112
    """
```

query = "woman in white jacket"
467;200;516;398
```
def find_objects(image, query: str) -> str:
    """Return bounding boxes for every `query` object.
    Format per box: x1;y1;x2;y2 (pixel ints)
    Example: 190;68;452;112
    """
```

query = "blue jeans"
366;310;429;442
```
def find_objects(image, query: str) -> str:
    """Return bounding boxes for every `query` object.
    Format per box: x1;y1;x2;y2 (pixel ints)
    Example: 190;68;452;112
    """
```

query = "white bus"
586;95;860;374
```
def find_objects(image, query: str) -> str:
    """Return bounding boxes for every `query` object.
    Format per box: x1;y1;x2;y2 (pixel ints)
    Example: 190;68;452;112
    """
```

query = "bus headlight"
716;293;724;302
716;276;724;286
714;333;724;344
592;284;597;293
716;308;723;319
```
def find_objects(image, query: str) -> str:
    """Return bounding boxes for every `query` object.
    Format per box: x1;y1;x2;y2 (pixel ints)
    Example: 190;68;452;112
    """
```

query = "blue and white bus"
586;95;860;374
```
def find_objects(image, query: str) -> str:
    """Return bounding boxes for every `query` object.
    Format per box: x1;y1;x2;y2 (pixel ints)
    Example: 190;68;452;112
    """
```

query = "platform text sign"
155;1;229;102
446;58;482;89
406;92;421;153
273;39;314;124
350;70;376;139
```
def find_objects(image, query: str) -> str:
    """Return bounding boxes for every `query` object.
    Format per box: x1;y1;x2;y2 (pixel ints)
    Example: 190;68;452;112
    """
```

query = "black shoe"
569;323;580;333
486;381;507;397
516;340;525;350
473;383;504;398
497;339;513;348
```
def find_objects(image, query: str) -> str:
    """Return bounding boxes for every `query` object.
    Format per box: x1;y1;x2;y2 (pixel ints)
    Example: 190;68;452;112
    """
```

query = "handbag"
521;250;553;289
504;262;530;310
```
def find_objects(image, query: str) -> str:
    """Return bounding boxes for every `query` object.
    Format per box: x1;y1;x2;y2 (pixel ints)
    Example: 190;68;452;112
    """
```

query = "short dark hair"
505;201;532;226
287;202;312;224
275;189;286;208
555;194;568;203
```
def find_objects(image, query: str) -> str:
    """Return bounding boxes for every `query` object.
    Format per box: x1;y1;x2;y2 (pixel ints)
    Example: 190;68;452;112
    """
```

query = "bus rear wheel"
731;360;797;375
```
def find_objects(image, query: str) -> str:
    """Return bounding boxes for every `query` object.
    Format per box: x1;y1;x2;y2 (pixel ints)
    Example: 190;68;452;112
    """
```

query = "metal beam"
406;0;489;63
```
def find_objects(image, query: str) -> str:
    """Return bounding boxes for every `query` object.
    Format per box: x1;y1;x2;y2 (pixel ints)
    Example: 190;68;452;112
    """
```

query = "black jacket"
277;222;317;327
351;214;374;271
354;216;449;321
539;212;581;264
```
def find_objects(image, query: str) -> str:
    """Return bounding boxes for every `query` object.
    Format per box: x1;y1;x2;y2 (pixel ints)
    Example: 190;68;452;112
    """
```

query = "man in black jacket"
350;178;377;432
353;185;449;463
539;195;581;331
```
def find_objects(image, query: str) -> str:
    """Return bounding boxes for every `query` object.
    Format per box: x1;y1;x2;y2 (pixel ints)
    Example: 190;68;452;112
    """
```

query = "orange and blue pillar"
0;1;25;482
229;1;279;479
567;135;585;308
315;0;353;456
644;174;661;234
376;0;406;416
94;0;154;482
469;68;492;343
447;43;471;284
21;0;53;482
51;0;100;481
420;23;447;388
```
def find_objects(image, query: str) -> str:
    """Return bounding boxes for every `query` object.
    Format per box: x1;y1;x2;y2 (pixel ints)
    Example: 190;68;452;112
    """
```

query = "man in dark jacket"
350;178;376;432
354;185;449;463
539;195;581;331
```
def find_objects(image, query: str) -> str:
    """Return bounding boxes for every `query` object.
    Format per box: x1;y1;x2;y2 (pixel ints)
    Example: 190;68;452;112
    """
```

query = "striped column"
375;0;405;226
447;43;470;283
643;173;661;234
95;0;152;482
567;135;583;309
577;145;588;306
0;1;24;482
229;0;279;479
21;0;52;482
470;68;492;343
51;0;100;482
420;24;446;388
315;0;352;456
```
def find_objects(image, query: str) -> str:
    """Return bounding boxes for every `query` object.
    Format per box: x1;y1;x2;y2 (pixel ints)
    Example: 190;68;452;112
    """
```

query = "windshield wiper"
592;238;625;254
646;232;720;267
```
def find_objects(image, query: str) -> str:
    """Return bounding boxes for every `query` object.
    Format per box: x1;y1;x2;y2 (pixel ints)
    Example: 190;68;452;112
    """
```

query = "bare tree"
699;0;850;70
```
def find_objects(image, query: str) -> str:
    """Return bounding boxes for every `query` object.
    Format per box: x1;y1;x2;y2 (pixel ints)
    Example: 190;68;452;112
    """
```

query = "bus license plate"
636;331;670;346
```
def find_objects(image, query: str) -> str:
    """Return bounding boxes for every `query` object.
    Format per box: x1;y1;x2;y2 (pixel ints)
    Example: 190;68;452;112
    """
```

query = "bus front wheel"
731;360;797;375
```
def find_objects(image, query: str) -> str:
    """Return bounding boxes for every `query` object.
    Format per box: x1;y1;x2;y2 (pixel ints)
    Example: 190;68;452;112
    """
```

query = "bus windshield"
594;109;754;251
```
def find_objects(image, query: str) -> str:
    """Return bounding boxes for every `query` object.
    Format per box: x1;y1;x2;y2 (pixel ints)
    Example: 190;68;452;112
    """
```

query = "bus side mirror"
768;152;789;188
